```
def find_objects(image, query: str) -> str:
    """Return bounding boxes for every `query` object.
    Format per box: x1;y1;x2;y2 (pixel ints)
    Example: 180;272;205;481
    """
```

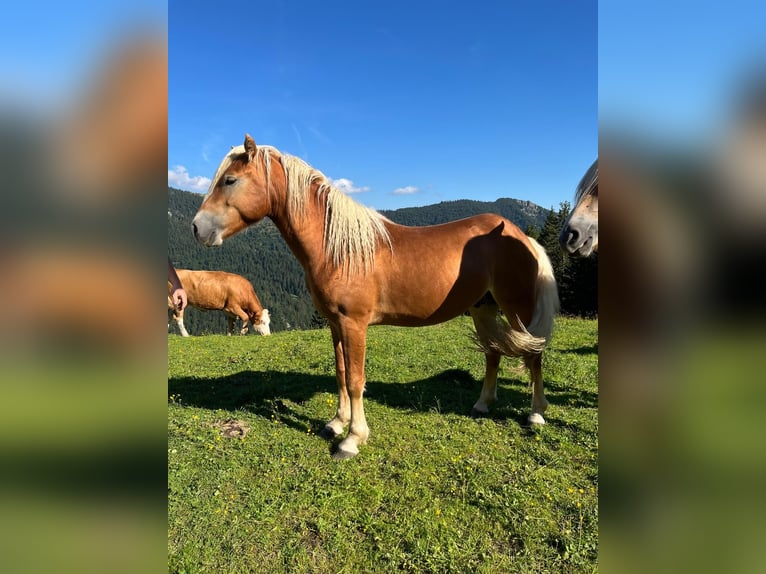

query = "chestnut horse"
167;269;271;337
560;159;598;257
193;134;559;459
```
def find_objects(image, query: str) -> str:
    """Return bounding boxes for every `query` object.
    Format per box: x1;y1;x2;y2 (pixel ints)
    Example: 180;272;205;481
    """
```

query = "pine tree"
538;202;570;289
525;223;541;240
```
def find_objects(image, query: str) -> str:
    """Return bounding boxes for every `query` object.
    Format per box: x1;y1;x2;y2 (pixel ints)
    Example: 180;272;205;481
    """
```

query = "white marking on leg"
528;412;546;425
322;416;347;438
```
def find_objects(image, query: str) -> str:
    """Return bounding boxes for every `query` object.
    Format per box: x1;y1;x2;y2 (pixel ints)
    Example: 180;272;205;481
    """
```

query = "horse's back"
360;213;539;325
385;213;535;272
176;269;234;309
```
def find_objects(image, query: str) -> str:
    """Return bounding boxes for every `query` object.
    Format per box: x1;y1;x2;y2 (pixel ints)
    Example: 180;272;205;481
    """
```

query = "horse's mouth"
560;221;597;258
192;219;223;247
201;231;223;247
569;235;595;257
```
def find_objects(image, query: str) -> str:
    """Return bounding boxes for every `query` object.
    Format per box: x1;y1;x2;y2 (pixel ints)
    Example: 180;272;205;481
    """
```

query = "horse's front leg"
235;308;250;335
319;326;351;440
174;309;190;337
333;321;369;460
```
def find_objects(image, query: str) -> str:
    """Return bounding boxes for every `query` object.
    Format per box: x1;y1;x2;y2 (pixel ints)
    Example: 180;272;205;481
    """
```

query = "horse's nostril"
560;227;577;247
568;229;580;245
192;222;198;238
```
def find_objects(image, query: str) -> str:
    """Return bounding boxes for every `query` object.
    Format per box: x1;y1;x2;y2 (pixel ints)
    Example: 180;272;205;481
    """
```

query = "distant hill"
379;198;547;228
168;187;550;334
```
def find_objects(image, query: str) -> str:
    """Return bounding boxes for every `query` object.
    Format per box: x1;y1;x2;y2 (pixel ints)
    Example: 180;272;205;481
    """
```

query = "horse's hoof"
331;449;357;461
528;413;546;426
471;407;489;418
332;444;359;460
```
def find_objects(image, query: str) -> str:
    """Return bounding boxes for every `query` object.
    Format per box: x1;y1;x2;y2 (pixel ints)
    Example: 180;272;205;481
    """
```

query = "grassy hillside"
168;316;598;573
168;188;314;333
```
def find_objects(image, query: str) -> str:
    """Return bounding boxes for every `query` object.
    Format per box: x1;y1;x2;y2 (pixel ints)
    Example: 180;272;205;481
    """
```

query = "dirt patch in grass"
213;418;251;438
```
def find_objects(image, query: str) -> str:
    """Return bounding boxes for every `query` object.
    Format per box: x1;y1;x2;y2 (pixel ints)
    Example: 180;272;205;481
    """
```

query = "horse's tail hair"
474;321;547;358
526;237;560;345
471;237;559;358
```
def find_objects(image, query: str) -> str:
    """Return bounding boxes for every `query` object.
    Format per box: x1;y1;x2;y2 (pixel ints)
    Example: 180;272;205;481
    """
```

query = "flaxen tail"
471;237;559;358
525;237;560;345
499;237;559;356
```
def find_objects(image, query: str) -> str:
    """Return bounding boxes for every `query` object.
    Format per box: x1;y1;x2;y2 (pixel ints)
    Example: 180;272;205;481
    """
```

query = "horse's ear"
244;134;257;162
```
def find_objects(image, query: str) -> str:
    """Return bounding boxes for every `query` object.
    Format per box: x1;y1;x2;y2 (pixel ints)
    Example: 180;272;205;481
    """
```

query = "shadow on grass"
168;368;596;434
168;370;336;435
543;379;599;409
171;368;516;416
559;343;599;355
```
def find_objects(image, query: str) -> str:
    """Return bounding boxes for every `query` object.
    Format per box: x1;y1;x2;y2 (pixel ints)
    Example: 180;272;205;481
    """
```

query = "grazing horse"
167;269;271;337
560;159;598;257
192;134;559;459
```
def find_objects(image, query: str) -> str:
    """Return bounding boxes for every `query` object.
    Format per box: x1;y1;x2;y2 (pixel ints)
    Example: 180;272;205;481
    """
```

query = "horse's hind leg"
525;353;548;425
473;351;501;417
469;302;502;416
491;272;550;425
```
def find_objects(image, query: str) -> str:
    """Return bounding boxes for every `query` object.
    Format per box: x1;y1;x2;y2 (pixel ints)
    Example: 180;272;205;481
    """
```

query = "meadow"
168;316;598;573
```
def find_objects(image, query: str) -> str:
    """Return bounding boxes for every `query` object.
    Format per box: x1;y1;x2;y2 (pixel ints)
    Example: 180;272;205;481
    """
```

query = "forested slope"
168;187;585;334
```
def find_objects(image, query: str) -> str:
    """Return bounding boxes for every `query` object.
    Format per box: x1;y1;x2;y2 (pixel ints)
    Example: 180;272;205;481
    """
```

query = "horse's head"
253;308;271;336
192;134;273;246
560;159;598;257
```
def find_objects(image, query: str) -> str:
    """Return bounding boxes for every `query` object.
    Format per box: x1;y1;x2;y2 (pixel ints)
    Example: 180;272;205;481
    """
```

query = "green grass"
168;316;598;573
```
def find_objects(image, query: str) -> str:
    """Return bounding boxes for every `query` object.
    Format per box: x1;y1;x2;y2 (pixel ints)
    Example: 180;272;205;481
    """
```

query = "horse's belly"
373;281;486;327
373;308;463;327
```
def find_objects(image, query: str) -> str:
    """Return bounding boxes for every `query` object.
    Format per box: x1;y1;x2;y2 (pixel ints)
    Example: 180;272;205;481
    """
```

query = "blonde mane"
210;144;392;275
575;159;599;203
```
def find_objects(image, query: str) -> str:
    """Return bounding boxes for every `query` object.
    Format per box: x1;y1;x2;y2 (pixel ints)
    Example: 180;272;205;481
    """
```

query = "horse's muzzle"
560;222;595;257
191;214;223;246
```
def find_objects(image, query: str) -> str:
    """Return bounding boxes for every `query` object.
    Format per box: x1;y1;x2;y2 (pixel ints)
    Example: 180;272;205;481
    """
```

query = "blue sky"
2;1;761;211
599;1;766;144
169;1;597;210
1;2;166;111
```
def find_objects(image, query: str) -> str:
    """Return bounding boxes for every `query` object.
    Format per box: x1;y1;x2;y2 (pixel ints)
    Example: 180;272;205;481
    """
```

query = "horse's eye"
224;175;237;186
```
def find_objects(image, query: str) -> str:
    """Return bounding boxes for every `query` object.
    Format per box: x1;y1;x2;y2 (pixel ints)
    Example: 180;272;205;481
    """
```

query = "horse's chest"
305;274;375;314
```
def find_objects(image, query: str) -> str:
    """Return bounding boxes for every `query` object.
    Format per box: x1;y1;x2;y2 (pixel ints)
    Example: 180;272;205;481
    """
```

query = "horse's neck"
269;182;327;271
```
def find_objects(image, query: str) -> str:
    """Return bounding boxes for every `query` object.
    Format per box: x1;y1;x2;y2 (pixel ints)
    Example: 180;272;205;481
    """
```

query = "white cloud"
392;185;420;195
168;165;212;193
330;177;370;194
